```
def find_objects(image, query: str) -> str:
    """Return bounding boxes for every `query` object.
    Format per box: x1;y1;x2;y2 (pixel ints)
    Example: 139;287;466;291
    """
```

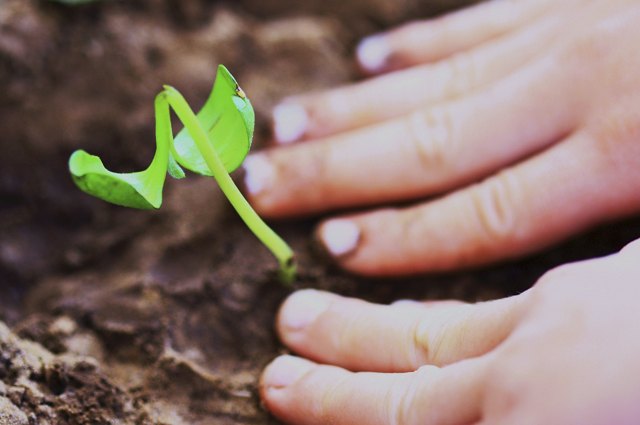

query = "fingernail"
263;355;314;389
319;219;361;257
273;102;308;144
280;289;332;331
243;153;274;196
356;34;390;72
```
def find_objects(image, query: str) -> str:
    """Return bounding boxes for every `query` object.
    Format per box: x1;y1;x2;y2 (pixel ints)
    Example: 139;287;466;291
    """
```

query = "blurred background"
1;1;639;424
0;0;479;317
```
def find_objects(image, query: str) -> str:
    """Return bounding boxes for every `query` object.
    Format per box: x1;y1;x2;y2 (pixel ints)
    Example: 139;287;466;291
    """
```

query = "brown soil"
1;0;639;423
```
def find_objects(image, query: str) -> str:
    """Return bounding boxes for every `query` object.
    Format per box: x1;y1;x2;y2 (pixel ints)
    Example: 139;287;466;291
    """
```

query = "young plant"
69;65;296;283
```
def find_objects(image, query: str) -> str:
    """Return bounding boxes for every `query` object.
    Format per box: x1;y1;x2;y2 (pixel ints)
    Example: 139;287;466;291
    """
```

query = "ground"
1;0;639;423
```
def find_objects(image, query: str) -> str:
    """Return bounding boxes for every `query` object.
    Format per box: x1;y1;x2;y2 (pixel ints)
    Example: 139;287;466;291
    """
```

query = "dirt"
1;0;640;423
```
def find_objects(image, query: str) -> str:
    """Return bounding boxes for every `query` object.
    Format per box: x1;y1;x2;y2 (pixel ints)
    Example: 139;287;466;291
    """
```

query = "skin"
249;0;640;423
260;240;640;424
243;0;640;276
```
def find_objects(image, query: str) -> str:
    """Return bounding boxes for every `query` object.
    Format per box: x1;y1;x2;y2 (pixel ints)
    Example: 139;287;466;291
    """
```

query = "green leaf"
69;150;165;209
67;66;294;282
167;152;186;179
68;93;172;209
172;64;255;175
68;66;253;210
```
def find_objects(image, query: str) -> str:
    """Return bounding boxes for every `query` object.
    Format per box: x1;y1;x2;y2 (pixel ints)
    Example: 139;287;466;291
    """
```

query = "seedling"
69;65;296;283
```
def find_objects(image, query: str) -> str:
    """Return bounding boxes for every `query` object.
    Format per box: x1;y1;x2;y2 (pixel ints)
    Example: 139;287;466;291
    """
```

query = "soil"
1;0;640;423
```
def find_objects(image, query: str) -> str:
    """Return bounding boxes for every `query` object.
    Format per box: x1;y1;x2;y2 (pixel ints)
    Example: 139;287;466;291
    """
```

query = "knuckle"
411;307;472;366
387;365;440;425
387;382;412;425
411;316;433;366
469;171;522;242
406;106;455;171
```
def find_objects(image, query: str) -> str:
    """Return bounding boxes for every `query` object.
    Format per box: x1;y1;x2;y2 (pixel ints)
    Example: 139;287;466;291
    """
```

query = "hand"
260;239;640;425
243;0;640;276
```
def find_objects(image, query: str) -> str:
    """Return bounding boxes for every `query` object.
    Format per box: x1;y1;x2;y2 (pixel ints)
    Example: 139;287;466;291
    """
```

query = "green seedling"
69;65;296;283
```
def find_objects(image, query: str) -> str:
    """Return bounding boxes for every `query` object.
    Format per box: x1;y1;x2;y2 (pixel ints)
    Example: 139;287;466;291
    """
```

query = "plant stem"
161;88;296;284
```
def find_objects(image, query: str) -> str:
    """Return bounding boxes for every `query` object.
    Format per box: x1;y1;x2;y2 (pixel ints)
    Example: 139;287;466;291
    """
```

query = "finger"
316;129;640;276
261;355;486;425
272;15;563;144
246;57;579;218
356;0;554;74
276;289;523;372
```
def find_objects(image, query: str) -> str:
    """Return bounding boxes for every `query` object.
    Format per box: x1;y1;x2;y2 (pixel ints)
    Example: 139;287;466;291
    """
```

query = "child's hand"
260;239;640;424
244;0;640;276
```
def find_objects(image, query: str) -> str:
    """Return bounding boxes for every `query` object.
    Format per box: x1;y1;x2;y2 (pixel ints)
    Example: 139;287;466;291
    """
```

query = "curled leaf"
69;93;172;209
172;64;255;175
68;150;164;209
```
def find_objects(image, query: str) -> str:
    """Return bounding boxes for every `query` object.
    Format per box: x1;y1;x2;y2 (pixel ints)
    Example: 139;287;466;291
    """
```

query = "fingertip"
272;102;309;144
260;355;318;423
356;34;391;74
261;355;316;391
242;153;275;198
277;289;334;334
316;219;362;258
315;214;398;276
